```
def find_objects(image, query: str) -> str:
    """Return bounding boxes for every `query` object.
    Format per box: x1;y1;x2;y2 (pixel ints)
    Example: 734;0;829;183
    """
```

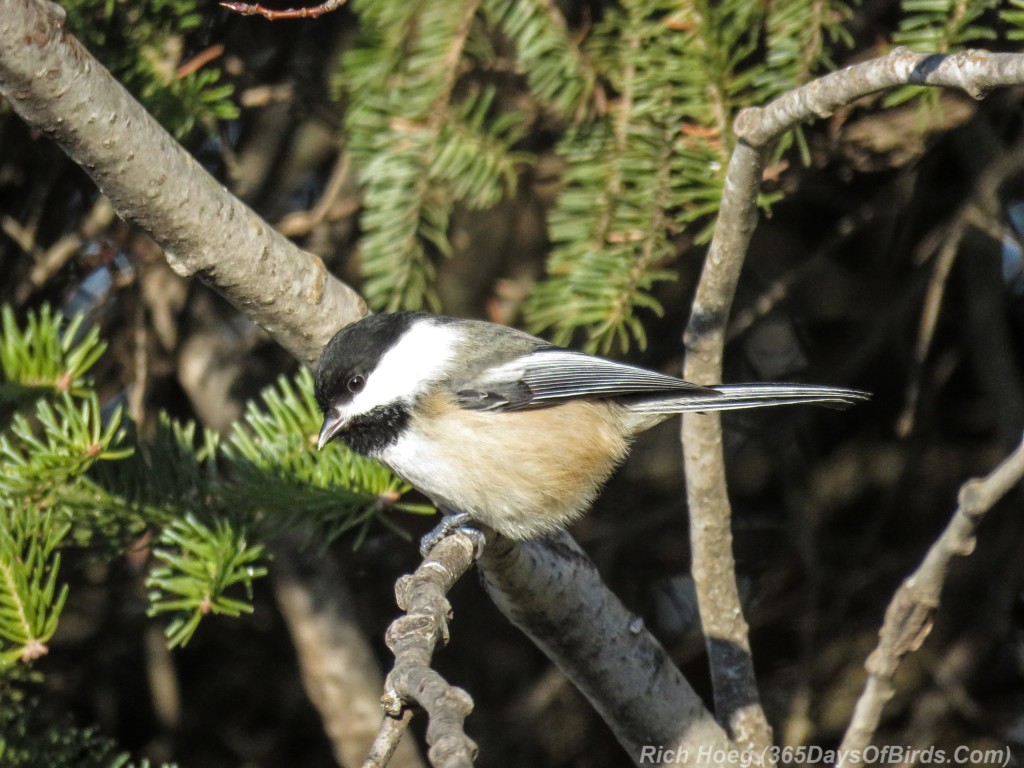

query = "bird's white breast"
379;395;631;539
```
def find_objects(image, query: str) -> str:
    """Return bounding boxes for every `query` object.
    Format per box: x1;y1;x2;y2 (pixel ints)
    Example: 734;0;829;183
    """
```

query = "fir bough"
0;306;422;658
0;305;106;400
146;514;267;649
1003;0;1024;38
331;0;867;350
525;0;765;352
894;0;999;52
0;505;69;667
480;0;597;120
223;367;432;545
339;0;526;311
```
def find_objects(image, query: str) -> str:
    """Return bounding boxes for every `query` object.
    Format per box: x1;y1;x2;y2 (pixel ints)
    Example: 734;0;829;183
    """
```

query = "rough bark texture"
0;0;366;366
479;532;730;765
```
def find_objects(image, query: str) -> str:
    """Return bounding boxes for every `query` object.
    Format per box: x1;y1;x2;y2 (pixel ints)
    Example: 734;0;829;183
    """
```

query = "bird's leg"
419;509;486;559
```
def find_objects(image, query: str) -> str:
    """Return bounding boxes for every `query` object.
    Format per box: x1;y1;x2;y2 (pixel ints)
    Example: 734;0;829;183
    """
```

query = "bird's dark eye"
347;375;365;394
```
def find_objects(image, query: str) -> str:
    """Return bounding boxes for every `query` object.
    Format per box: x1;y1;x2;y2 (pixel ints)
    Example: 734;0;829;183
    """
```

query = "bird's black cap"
314;312;426;411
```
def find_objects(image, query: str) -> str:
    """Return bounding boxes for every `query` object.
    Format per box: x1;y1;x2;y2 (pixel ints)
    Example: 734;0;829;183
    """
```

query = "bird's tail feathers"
625;383;870;415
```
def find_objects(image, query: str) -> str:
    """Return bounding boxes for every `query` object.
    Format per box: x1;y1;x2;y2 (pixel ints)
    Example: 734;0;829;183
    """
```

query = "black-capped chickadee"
314;312;868;541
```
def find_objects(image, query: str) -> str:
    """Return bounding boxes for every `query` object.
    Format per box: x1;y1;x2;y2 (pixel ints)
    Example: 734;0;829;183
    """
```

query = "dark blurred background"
3;0;1024;765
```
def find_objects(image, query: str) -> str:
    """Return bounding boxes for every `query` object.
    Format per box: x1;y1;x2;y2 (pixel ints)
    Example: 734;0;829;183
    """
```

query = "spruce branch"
525;0;774;351
759;0;854;94
142;368;426;647
60;0;237;138
431;88;528;211
524;0;696;352
342;0;490;312
224;368;430;543
0;505;70;666
1002;0;1024;38
146;515;268;649
0;307;424;651
481;0;597;120
0;305;106;401
894;0;997;54
0;394;131;499
756;0;854;159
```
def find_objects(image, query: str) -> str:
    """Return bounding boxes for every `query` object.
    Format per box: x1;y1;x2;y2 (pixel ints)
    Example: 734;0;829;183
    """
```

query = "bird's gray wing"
454;349;717;411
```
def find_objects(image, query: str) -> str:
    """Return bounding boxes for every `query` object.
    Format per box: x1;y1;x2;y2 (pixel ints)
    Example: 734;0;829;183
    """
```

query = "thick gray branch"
0;0;365;365
478;532;730;764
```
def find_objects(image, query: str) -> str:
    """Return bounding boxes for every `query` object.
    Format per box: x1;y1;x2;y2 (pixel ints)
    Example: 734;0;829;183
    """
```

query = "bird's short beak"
318;409;348;450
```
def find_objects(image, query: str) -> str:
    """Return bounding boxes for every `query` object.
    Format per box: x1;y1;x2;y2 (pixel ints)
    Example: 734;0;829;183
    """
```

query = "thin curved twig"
277;151;356;238
683;46;1024;753
837;433;1024;766
897;138;1024;437
682;139;773;751
221;0;347;20
735;49;1024;148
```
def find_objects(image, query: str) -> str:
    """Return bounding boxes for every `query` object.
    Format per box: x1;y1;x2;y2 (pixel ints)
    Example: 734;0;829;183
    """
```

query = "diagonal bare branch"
837;434;1024;766
0;0;366;366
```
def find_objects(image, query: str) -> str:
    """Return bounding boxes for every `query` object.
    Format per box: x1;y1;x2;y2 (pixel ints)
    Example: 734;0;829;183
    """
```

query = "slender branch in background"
273;535;427;768
0;0;365;366
380;533;480;768
682;45;1024;752
837;434;1024;766
221;0;347;20
682;140;773;753
277;151;356;238
898;221;968;436
363;710;417;768
897;139;1024;437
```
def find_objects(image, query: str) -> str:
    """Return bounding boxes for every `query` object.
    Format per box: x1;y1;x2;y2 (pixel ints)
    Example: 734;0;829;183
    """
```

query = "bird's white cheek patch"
342;320;460;419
